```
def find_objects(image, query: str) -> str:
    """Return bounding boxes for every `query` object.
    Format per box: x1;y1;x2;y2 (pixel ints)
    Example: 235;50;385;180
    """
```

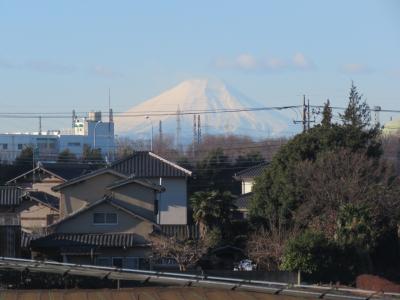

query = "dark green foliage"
321;99;332;127
82;144;104;164
281;231;370;283
341;82;371;128
14;146;34;166
250;84;382;229
57;149;77;163
190;190;237;232
249;83;399;282
188;148;264;195
281;231;334;274
336;203;377;250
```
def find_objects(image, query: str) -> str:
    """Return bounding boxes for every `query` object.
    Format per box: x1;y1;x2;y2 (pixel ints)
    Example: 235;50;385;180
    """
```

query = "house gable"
59;172;126;217
108;180;160;222
54;200;154;245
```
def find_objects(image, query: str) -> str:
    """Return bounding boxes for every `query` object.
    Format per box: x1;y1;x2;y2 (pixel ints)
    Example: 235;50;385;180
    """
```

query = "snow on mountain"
114;79;297;142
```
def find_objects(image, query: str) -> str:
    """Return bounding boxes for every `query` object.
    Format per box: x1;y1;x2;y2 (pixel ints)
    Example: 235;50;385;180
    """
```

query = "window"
96;257;111;266
17;144;23;150
125;257;139;269
93;212;118;225
2;144;8;150
67;142;81;147
112;257;123;268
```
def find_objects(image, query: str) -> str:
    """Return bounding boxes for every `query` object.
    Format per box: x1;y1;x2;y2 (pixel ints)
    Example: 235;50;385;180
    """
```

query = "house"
5;162;98;231
6;162;99;196
233;162;269;218
110;151;192;224
0;186;22;257
18;191;60;232
31;177;165;268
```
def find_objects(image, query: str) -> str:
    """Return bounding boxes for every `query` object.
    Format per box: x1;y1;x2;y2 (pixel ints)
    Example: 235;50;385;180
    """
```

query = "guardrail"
0;257;399;299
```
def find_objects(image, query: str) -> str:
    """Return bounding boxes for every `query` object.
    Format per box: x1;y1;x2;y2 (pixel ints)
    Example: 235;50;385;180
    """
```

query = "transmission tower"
176;106;182;152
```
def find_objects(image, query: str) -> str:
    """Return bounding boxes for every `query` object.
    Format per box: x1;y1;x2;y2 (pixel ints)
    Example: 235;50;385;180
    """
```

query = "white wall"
148;177;187;225
242;180;254;194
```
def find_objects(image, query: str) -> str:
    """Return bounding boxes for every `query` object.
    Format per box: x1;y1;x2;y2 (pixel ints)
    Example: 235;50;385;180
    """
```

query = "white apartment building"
0;110;115;163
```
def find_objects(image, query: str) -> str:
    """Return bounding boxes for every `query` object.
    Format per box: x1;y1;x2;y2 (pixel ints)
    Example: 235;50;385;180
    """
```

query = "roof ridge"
149;152;192;175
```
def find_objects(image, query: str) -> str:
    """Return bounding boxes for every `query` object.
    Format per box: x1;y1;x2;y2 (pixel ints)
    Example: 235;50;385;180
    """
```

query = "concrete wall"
59;172;121;217
148;177;187;225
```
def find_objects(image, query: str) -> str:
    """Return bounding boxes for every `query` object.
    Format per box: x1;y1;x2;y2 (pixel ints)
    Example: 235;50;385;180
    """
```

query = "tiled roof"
21;230;43;248
52;168;127;191
159;224;200;239
31;233;142;248
233;162;269;180
24;191;60;211
106;177;165;192
234;192;252;210
41;162;100;180
111;151;192;178
0;186;22;206
6;163;99;184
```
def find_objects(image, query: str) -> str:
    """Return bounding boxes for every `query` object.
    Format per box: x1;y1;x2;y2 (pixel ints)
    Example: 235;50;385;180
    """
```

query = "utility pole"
294;95;314;132
303;95;307;132
307;98;311;130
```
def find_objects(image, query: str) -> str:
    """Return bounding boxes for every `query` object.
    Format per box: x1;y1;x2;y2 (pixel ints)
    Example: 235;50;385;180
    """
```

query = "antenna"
72;109;76;128
39;116;42;135
193;114;197;157
197;114;201;144
159;120;163;152
176;105;182;152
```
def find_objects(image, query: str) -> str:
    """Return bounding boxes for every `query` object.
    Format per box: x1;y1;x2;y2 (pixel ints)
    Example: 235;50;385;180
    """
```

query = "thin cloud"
0;58;76;74
24;60;76;74
92;65;123;78
292;52;313;69
341;63;372;74
214;52;314;72
0;59;17;69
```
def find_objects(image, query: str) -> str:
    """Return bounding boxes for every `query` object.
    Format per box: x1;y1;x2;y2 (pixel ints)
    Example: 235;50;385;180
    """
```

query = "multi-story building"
0;110;115;163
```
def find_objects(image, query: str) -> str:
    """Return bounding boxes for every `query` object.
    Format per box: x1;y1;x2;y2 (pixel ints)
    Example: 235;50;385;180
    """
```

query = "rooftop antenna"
197;114;201;144
72;110;76;128
176;105;182;152
38;116;42;135
159;120;163;152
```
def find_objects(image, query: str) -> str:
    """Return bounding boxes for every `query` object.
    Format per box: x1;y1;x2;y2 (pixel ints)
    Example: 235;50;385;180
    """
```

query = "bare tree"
246;225;298;271
150;234;210;271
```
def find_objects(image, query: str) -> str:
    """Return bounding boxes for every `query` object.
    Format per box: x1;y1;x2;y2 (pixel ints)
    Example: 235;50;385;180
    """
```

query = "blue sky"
0;0;399;132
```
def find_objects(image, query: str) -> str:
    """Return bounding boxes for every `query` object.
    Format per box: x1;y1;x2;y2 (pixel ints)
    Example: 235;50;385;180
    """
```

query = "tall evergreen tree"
321;99;332;127
341;82;371;128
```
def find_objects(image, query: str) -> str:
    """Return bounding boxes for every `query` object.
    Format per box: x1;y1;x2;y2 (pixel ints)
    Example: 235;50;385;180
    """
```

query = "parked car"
233;259;256;271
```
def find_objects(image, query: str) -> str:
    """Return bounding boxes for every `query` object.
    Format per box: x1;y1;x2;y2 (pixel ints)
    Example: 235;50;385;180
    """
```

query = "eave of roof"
51;168;127;191
148;152;192;176
23;191;60;211
6;166;66;184
106;177;165;192
111;151;192;178
233;162;270;180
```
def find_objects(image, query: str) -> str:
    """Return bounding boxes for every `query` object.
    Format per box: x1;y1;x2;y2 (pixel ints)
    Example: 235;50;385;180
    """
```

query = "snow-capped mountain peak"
114;79;294;141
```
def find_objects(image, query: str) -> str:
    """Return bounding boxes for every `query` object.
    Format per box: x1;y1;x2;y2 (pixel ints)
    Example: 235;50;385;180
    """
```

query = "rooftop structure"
0;110;115;163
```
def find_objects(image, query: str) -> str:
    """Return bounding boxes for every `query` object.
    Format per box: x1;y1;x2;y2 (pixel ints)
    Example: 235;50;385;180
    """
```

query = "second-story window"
93;212;118;225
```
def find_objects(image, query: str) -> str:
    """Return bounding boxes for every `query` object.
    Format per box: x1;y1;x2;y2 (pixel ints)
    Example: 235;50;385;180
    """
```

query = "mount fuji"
114;79;297;142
